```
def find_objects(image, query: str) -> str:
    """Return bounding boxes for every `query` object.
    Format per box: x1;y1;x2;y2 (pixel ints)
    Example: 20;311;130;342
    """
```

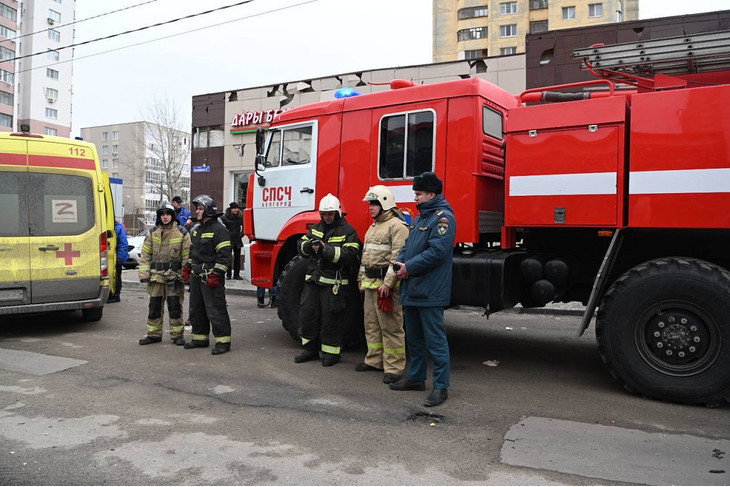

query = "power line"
13;0;160;41
14;0;318;75
9;0;262;63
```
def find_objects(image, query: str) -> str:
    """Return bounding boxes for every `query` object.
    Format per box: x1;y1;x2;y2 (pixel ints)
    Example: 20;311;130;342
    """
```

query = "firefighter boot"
172;336;186;346
294;349;319;363
257;295;266;308
139;336;162;345
211;343;230;355
321;353;340;367
184;340;209;349
270;296;278;308
424;388;448;407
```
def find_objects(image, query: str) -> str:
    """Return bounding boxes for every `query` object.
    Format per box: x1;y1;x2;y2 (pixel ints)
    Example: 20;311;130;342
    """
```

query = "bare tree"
138;96;191;205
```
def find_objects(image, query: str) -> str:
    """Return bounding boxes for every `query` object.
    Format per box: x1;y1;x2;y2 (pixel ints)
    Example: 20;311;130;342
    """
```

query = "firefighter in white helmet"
295;193;361;366
356;185;409;383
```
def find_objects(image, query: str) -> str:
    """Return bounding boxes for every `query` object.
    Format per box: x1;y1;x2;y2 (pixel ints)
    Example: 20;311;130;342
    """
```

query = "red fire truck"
244;31;730;406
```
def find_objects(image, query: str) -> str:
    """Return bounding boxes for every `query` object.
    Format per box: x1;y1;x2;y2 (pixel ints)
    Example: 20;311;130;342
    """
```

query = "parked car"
123;229;148;269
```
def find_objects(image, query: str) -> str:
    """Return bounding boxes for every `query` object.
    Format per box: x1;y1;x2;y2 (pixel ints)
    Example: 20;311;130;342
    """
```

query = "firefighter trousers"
403;305;450;390
145;281;185;338
363;287;406;375
299;281;347;355
188;276;231;346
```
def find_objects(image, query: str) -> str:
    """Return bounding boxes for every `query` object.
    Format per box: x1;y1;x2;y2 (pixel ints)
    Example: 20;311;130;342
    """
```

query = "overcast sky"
70;0;729;136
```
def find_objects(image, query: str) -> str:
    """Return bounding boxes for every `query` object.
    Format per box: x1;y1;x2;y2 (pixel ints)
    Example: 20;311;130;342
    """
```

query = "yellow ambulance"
0;126;117;321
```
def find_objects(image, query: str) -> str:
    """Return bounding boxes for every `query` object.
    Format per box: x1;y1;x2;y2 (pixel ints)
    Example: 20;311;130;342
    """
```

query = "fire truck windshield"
263;125;313;168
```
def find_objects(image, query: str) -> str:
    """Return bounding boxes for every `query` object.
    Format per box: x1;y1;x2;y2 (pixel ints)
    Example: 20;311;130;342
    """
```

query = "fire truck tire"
82;306;104;322
596;257;730;407
276;255;308;341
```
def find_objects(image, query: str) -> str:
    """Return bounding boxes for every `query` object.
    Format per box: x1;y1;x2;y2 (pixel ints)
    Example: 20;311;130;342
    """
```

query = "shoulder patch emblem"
437;220;449;236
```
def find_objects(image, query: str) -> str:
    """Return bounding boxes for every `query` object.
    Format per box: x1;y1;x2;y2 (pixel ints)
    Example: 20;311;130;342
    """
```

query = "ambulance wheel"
597;257;730;407
277;255;308;341
82;307;104;322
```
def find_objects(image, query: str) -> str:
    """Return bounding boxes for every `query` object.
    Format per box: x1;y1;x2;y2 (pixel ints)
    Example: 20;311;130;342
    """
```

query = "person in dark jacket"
220;202;244;280
391;172;456;407
294;194;361;367
107;220;128;303
182;195;233;355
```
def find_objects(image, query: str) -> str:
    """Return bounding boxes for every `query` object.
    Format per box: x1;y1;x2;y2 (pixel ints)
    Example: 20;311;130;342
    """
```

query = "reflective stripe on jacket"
138;222;191;283
358;209;408;290
298;216;361;286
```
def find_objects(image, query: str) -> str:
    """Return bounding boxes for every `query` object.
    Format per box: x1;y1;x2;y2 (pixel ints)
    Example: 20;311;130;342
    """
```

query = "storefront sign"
230;109;286;134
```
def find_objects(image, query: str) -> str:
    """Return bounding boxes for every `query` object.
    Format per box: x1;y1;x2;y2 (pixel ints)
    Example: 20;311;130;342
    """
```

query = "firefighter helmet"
192;194;221;217
156;202;176;220
318;193;342;217
363;185;397;211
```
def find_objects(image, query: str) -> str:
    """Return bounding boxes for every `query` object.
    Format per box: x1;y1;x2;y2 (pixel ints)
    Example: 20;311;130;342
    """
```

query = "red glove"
377;293;393;312
205;272;220;288
181;267;191;284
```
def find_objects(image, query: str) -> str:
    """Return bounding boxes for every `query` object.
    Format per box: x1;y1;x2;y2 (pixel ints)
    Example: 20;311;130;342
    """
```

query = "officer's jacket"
138;222;191;283
298;216;361;286
187;217;231;277
397;194;456;307
358;209;409;290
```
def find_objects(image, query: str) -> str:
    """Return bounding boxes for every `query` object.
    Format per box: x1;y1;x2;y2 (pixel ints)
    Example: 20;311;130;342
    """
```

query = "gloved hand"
377;293;393;312
206;272;220;288
181;267;191;284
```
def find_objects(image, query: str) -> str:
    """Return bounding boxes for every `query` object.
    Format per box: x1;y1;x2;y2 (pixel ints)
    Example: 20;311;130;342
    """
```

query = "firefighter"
138;202;191;346
295;193;361;366
356;185;409;383
181;195;233;355
391;172;456;407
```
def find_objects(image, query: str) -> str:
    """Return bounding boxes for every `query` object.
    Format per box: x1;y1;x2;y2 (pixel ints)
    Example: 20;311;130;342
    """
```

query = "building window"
102;146;109;155
499;24;518;37
458;6;488;19
46;68;59;80
0;90;12;106
45;127;58;136
112;158;119;168
48;29;60;42
0;46;13;61
616;10;622;22
45;108;58;119
113;131;119;140
47;50;60;61
44;87;58;102
112;172;118;178
0;69;14;84
112;144;118;155
458;27;488;41
379;110;435;180
0;25;16;40
102;131;108;141
0;4;17;22
192;125;224;149
562;6;576;19
530;20;549;33
589;3;603;17
48;9;61;23
0;113;11;127
464;49;488;59
101;159;108;169
500;2;517;15
530;0;548;9
500;47;517;55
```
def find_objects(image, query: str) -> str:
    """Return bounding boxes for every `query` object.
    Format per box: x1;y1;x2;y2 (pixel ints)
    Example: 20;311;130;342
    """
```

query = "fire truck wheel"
276;255;308;341
82;307;104;322
597;257;730;407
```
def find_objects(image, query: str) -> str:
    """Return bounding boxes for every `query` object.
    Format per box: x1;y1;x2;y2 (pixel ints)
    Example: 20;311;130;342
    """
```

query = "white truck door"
252;122;318;241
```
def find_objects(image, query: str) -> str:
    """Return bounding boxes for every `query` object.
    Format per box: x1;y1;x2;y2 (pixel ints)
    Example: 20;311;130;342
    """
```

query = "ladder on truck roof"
572;30;730;76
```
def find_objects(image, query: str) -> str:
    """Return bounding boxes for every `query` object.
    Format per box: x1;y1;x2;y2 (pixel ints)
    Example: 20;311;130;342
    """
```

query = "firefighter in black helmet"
181;195;233;355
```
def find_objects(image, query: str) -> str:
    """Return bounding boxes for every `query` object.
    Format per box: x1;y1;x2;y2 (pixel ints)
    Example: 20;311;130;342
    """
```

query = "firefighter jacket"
220;209;243;250
187;217;231;277
397;194;456;307
298;216;361;286
138;222;191;283
358;209;409;290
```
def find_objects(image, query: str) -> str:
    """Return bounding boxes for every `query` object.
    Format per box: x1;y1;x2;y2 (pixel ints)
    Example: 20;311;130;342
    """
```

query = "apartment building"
81;122;191;234
433;0;640;62
0;0;74;135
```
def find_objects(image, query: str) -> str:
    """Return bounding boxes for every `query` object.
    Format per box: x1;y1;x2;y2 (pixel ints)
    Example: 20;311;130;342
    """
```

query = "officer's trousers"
363;287;406;374
188;276;231;346
145;281;185;338
299;281;346;355
403;305;451;389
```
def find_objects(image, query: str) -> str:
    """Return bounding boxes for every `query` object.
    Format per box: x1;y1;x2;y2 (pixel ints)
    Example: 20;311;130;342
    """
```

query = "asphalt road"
0;287;728;485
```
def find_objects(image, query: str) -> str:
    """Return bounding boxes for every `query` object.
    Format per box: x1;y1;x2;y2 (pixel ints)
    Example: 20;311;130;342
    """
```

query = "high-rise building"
81;122;192;234
433;0;640;62
0;0;74;135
